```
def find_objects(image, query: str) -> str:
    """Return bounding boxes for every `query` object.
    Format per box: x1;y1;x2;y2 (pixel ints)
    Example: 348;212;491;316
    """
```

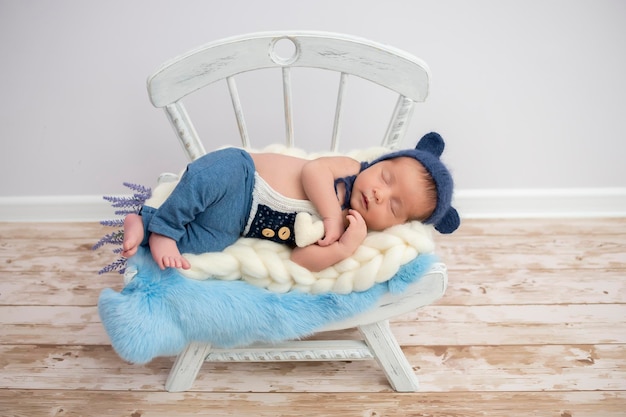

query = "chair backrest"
147;31;431;161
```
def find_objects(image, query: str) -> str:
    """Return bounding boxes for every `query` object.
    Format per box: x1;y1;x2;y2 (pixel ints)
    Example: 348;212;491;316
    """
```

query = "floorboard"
0;219;624;416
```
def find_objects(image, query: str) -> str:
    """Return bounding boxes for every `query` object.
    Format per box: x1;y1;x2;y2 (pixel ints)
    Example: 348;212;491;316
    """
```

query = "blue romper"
140;147;318;254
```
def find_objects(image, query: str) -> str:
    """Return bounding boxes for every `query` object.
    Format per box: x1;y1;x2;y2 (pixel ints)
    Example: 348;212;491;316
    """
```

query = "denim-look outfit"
140;148;256;254
139;147;319;254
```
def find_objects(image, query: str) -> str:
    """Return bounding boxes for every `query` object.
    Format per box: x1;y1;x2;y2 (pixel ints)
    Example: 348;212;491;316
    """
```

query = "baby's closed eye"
381;169;392;184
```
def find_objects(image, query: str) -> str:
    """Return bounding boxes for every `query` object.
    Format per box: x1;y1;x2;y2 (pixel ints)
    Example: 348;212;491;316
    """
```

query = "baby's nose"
374;188;387;202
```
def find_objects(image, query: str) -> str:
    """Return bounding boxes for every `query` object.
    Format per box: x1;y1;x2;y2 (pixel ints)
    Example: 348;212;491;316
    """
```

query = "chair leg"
165;341;213;392
358;321;419;392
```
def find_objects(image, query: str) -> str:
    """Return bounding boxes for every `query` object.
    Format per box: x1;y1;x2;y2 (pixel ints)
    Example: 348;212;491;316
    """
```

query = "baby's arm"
290;209;367;272
301;156;361;246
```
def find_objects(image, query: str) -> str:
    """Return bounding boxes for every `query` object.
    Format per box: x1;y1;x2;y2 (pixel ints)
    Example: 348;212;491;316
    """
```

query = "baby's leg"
148;233;191;270
122;214;145;258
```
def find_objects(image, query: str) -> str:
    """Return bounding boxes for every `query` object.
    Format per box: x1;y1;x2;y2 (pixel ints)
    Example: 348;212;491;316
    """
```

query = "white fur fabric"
144;145;435;294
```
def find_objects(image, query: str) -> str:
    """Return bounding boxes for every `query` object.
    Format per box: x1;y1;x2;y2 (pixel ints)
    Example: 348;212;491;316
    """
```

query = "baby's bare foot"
148;233;191;270
122;214;144;258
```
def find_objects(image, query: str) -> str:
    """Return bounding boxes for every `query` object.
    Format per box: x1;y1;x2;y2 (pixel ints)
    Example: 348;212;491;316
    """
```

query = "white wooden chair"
145;31;448;392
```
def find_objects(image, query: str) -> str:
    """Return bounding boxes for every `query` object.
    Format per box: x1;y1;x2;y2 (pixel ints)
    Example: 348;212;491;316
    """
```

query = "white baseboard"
453;188;626;219
0;195;116;223
1;188;625;222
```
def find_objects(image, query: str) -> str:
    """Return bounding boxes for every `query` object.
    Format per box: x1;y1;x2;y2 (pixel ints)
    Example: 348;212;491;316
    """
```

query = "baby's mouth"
362;193;369;210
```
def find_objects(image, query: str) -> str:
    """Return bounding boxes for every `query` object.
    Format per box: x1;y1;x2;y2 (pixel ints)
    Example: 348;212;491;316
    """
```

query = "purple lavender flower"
93;182;151;274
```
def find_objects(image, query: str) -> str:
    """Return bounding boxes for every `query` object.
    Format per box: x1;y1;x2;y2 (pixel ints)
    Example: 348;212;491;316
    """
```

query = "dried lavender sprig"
97;257;127;275
93;182;151;275
103;195;146;208
114;208;142;216
100;219;124;228
122;182;152;196
92;230;124;250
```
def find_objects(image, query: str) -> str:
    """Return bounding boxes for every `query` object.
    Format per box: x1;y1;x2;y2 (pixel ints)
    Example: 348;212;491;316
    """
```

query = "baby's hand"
317;216;344;246
339;209;367;250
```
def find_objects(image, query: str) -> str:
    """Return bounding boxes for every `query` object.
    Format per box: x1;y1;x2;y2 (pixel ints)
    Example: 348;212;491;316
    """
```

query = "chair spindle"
330;72;349;152
382;95;416;149
226;76;250;148
164;102;206;161
282;66;295;147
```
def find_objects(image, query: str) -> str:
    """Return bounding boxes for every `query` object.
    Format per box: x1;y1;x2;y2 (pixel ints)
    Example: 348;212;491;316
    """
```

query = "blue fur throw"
98;247;436;364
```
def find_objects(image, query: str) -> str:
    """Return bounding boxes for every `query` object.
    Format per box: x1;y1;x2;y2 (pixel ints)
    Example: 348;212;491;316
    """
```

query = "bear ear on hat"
416;132;445;157
434;207;460;234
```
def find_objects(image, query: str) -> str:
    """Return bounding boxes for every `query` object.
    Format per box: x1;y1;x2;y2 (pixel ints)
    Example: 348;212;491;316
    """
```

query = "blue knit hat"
366;132;460;234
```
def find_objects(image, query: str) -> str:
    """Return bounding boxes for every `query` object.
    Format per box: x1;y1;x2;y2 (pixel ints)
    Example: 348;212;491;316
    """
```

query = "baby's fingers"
318;233;339;246
347;209;365;225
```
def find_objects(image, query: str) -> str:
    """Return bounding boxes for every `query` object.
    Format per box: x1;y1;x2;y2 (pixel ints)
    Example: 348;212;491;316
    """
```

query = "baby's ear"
416;132;445;157
434;207;460;234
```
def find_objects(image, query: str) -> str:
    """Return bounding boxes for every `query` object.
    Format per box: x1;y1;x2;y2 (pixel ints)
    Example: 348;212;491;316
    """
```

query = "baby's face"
350;157;433;231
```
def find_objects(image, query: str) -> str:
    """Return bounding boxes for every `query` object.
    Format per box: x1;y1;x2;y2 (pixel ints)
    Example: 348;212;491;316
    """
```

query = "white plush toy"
294;212;325;247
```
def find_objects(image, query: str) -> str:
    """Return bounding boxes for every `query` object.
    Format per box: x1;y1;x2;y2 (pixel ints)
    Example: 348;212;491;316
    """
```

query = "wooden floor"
0;218;625;416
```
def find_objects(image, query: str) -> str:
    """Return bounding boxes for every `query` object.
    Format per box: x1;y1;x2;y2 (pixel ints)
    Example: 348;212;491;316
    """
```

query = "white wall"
1;0;625;217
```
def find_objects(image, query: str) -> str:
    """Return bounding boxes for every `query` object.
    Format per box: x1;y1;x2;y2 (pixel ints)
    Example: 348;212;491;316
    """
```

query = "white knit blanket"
144;145;435;294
